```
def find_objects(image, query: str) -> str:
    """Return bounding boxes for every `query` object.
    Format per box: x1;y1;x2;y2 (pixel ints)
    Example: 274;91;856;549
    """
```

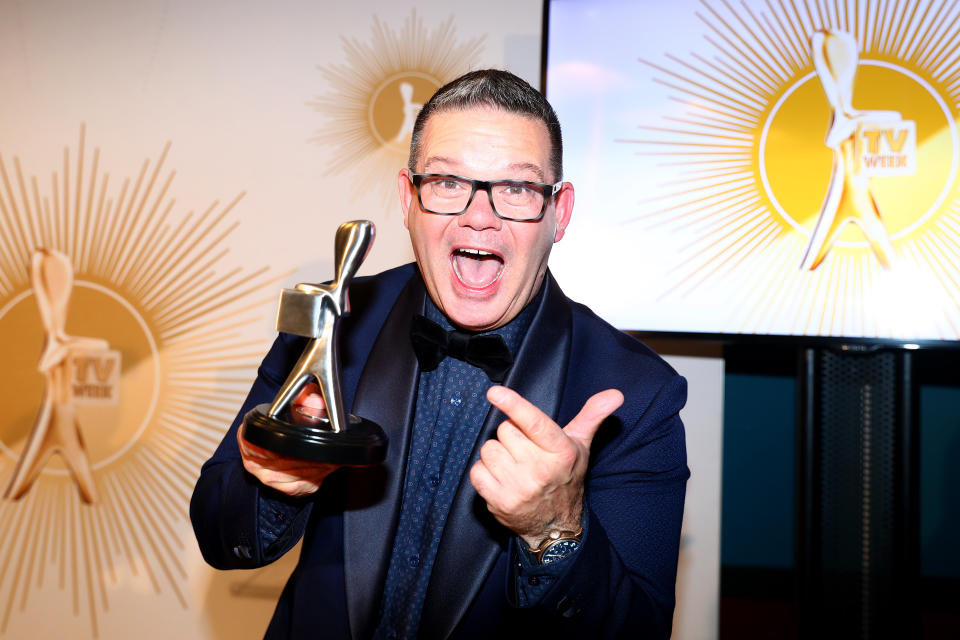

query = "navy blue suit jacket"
190;264;688;639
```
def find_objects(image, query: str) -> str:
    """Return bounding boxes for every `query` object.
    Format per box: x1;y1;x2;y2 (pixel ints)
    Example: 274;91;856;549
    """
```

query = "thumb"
563;389;624;448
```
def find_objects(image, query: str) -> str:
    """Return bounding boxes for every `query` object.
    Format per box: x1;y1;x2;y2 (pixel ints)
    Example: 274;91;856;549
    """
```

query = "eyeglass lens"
418;175;546;221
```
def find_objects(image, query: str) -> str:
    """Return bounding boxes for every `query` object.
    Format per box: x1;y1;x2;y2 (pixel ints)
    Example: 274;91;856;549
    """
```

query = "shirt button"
450;393;462;406
408;554;420;568
430;475;440;488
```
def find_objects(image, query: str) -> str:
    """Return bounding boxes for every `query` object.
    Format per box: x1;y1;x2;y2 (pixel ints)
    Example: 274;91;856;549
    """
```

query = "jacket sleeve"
189;332;314;570
512;372;689;639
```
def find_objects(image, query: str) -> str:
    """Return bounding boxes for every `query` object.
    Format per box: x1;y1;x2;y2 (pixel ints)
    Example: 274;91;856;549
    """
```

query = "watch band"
528;525;583;565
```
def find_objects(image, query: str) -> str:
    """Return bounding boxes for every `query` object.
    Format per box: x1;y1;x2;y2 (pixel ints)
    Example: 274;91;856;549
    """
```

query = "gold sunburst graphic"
625;0;960;339
0;126;282;636
309;9;484;201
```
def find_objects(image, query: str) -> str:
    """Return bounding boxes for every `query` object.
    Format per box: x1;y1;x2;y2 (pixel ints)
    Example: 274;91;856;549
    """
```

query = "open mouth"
452;247;504;289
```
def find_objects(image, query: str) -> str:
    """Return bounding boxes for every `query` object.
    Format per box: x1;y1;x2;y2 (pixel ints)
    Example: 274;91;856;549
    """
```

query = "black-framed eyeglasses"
409;173;562;222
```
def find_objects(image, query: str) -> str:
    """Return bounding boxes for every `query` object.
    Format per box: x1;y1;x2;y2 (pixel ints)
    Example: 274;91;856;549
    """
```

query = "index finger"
486;385;566;453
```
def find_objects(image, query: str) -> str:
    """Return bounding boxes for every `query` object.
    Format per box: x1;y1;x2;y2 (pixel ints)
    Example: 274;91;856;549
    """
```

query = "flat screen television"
544;0;960;347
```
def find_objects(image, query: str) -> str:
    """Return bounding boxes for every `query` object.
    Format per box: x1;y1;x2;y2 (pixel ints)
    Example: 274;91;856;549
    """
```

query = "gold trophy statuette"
240;220;387;465
802;29;900;271
4;249;109;503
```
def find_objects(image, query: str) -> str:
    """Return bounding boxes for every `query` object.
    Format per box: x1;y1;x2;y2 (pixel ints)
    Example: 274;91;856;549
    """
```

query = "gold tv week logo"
858;122;916;173
0;129;270;634
632;4;960;338
70;352;121;403
3;249;121;504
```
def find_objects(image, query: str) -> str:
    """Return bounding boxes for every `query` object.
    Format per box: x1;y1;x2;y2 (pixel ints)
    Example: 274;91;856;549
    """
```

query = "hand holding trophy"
240;220;387;465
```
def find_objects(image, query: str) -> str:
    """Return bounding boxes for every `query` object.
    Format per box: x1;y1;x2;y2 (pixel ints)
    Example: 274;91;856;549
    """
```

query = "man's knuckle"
531;464;553;485
480;440;498;460
528;416;548;435
558;448;578;469
502;494;523;513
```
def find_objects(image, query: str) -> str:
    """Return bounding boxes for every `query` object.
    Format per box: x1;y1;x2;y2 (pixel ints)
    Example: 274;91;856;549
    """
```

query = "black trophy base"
241;404;387;465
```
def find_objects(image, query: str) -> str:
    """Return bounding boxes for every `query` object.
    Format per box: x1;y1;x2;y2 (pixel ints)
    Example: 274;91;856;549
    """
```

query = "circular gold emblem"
761;62;957;244
628;2;960;337
368;72;441;152
0;283;159;471
309;11;484;200
0;127;275;635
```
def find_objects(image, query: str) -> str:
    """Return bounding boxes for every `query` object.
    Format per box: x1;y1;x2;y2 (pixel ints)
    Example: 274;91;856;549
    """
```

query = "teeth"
458;248;495;257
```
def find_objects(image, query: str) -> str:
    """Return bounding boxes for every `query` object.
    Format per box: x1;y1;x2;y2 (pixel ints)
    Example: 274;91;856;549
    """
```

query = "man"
191;69;688;639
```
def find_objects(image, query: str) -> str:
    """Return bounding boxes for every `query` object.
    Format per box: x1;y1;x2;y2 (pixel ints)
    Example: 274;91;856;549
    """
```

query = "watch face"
541;538;581;565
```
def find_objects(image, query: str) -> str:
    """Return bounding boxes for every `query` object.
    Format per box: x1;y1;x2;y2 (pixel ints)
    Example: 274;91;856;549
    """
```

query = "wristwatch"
528;526;583;565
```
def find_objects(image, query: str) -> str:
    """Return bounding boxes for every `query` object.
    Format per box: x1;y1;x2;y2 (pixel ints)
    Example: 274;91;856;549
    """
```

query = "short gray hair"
408;69;563;182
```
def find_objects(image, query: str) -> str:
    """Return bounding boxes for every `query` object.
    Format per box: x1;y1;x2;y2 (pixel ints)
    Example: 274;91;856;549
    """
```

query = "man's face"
398;107;574;331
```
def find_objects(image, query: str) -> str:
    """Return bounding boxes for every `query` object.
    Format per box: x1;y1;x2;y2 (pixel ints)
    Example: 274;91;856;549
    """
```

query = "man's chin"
430;277;515;330
442;301;513;332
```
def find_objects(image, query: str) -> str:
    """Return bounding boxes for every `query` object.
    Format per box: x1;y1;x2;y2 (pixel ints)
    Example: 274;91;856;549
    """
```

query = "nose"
457;186;502;232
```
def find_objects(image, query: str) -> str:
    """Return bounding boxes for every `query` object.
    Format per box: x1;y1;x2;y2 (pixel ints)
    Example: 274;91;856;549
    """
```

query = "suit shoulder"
348;263;417;300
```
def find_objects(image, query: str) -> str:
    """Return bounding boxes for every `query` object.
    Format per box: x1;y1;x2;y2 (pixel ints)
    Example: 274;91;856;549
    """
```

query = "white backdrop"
0;1;722;638
667;355;724;640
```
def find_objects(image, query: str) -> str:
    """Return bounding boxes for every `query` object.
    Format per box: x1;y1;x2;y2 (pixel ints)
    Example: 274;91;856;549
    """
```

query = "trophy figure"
801;29;899;271
4;249;105;503
240;220;387;465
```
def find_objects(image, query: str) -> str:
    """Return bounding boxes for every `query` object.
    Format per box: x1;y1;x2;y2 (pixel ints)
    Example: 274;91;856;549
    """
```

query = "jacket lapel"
419;273;573;639
343;274;426;640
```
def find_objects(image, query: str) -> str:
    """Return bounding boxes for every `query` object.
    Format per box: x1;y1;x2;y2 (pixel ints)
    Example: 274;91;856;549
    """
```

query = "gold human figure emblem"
801;30;899;271
393;81;423;144
3;249;107;503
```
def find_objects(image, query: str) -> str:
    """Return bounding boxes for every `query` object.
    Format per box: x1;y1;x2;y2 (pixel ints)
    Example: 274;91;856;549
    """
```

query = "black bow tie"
410;314;513;383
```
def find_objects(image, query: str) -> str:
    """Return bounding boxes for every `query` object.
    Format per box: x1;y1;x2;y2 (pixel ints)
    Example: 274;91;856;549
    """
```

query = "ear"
398;169;414;229
552;181;574;242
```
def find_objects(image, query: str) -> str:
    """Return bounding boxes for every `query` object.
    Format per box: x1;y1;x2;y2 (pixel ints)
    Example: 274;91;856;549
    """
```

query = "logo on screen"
0;127;273;634
756;25;957;274
632;1;960;337
308;10;484;202
797;29;921;271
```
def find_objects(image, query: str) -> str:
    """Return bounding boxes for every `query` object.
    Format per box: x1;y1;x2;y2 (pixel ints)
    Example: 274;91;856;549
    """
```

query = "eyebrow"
422;157;545;181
